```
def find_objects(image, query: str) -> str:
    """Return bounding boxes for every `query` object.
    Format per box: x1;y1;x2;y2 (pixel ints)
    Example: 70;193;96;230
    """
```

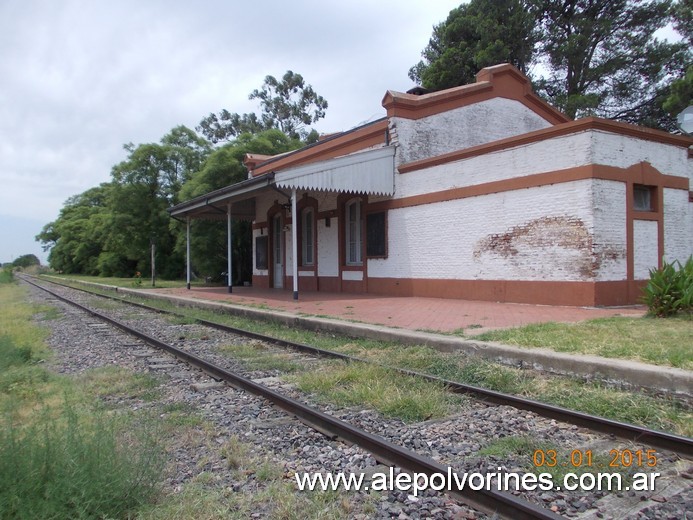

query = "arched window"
345;199;362;265
301;207;314;266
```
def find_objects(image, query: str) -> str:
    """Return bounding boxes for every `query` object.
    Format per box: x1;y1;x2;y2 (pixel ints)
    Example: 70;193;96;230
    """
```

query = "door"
273;213;284;288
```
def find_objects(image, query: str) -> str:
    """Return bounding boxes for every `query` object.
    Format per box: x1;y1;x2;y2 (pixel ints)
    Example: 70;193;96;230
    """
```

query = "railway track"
25;275;693;459
19;276;693;518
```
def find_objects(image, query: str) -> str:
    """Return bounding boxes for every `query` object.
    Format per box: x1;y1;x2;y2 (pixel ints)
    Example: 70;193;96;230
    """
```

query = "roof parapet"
382;63;569;125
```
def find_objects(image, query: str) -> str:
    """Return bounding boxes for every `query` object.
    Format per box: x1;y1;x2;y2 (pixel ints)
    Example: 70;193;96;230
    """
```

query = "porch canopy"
168;146;396;297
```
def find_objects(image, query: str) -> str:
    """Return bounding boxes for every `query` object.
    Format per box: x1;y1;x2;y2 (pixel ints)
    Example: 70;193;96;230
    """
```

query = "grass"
137;480;359;520
293;361;461;422
477;435;547;458
219;341;302;372
0;400;164;520
78;365;161;402
137;433;363;520
475;316;693;369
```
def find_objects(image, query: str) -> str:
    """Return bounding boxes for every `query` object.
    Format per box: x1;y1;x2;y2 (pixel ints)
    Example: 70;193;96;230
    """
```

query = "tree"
531;0;688;123
662;0;693;123
672;0;692;45
196;111;265;145
663;65;693;122
36;184;112;274
409;0;540;89
197;71;327;143
12;254;40;268
105;126;212;278
250;71;327;140
411;0;688;129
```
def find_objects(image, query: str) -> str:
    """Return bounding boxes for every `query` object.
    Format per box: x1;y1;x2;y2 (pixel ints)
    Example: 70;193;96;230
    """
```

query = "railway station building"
168;64;693;307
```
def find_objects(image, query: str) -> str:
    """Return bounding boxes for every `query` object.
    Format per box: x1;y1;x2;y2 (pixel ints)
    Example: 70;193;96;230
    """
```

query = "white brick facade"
393;97;552;165
633;220;660;280
663;188;693;265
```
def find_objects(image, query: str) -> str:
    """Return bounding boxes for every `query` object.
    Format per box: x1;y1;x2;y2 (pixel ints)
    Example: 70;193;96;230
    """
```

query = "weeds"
0;400;163;520
0;268;14;284
294;361;461;422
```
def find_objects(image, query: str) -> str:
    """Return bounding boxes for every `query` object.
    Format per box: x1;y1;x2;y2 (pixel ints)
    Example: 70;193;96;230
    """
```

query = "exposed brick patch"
473;216;624;278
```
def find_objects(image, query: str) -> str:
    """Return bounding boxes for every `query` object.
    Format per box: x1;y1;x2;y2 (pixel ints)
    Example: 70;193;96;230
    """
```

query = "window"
345;199;362;265
634;185;655;212
255;236;268;270
301;208;314;266
366;211;387;257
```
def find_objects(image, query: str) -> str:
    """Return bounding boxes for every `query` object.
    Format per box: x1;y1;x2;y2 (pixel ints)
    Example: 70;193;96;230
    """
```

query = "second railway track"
20;275;693;519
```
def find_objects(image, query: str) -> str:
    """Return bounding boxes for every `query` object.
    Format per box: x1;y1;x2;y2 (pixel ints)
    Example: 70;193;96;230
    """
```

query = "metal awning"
168;146;396;220
274;146;395;196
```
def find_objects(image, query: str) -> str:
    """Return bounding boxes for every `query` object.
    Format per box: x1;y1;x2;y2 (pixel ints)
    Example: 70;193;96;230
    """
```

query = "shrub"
0;268;13;284
642;257;693;317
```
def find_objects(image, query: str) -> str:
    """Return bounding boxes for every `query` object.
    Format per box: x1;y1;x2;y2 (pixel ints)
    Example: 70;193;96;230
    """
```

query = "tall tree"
36;184;112;274
12;254;41;268
532;0;687;122
409;0;540;89
411;0;687;129
662;0;693;123
105;126;211;278
197;71;327;144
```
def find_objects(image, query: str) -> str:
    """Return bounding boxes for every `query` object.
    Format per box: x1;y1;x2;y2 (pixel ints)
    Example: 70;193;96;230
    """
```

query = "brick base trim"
367;278;645;307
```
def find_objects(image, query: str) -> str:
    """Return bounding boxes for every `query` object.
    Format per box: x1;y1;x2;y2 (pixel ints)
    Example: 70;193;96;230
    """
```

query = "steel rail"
24;275;563;520
27;276;693;458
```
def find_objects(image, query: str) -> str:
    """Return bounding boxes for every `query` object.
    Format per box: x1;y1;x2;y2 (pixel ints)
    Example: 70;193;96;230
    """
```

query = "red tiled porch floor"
153;286;646;335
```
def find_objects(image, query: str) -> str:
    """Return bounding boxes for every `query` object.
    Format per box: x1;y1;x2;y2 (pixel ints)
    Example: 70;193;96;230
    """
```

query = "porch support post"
186;216;191;290
291;188;298;300
227;202;233;293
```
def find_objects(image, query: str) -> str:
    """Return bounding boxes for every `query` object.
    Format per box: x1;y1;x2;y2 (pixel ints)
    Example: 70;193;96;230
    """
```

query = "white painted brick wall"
393;97;552;165
633;220;659;280
394;131;594;199
663;188;693;264
591;132;692;182
591;180;627;281
368;180;599;282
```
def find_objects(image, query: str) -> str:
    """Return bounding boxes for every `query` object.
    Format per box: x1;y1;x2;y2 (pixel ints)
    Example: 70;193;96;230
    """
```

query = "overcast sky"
0;0;465;265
